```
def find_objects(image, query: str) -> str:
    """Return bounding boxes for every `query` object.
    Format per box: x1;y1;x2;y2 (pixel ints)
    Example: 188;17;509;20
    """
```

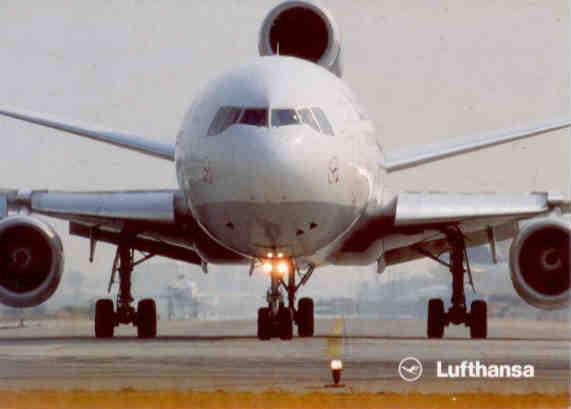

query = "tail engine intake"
259;0;342;76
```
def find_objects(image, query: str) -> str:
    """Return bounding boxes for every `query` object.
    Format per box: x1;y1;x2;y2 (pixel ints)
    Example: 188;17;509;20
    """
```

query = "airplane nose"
231;126;323;202
187;126;369;257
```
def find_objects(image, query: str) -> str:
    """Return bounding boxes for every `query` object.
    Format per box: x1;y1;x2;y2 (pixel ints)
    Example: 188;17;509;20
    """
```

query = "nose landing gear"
424;228;488;339
257;261;315;341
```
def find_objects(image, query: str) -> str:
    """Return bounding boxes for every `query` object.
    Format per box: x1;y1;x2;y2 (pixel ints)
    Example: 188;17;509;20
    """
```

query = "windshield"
298;108;320;133
311;107;334;136
207;106;242;136
208;106;334;136
207;107;268;136
271;109;302;127
239;109;268;127
270;107;334;135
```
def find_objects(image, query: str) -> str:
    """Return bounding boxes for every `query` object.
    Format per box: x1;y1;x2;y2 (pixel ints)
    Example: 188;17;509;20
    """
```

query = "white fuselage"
176;56;383;263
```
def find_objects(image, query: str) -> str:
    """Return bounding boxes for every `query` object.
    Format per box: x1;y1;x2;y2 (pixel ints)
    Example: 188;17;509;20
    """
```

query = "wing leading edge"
382;118;570;172
0;106;175;161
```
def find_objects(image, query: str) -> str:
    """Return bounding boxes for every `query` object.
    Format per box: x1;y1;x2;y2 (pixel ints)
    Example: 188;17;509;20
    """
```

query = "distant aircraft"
0;0;569;340
163;274;201;319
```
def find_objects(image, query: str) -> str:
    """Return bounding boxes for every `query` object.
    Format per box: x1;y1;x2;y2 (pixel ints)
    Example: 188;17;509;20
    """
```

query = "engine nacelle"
0;216;64;307
509;217;570;310
259;0;342;76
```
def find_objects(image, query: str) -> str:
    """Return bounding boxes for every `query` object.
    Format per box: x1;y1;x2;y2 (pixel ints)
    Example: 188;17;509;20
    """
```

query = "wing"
0;106;175;161
336;191;569;267
386;191;569;266
0;189;203;265
382;118;570;172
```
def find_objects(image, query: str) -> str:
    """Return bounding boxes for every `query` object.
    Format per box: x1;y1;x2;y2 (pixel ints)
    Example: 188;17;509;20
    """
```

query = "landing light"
262;262;273;274
267;252;274;258
277;261;289;275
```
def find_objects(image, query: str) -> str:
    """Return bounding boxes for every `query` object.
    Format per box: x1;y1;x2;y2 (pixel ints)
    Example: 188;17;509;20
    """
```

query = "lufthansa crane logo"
201;159;213;184
328;156;340;184
398;356;423;382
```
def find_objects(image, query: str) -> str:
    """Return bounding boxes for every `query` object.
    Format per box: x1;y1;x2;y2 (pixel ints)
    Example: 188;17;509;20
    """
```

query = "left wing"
0;106;175;161
336;191;569;267
382;118;570;172
385;191;568;266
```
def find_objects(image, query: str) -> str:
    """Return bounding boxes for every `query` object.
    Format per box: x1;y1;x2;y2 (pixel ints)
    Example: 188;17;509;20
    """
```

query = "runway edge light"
330;359;343;385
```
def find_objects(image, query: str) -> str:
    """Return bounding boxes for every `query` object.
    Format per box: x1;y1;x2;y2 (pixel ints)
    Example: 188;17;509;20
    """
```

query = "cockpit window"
207;106;334;136
298;108;320;132
239;108;268;127
311;107;334;136
270;107;334;135
207;106;242;136
271;109;302;127
208;107;268;135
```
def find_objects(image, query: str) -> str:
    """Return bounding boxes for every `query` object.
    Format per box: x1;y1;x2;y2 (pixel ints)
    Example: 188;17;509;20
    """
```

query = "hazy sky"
0;1;568;300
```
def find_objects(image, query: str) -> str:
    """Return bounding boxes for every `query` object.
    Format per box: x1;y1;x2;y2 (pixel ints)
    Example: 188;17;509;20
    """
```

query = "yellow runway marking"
0;390;567;409
326;316;346;359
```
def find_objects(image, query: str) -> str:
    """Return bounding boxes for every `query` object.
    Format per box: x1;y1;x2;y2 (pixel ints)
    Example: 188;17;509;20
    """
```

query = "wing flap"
0;106;175;161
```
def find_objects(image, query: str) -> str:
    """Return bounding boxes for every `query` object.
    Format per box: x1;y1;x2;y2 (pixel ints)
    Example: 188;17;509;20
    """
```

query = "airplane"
0;0;569;340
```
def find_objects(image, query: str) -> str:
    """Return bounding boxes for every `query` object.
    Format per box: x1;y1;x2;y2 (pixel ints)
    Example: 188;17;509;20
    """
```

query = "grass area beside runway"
0;390;568;409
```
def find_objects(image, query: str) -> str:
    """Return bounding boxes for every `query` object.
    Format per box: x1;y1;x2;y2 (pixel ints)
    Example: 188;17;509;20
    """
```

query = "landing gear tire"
137;299;157;339
427;298;445;339
95;299;115;338
469;300;487;339
257;307;272;340
278;306;293;340
297;297;314;337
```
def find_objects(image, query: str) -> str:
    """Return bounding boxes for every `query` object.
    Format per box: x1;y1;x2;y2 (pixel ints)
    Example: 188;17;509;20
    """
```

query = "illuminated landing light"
267;252;274;259
330;359;343;386
277;261;289;275
262;262;273;274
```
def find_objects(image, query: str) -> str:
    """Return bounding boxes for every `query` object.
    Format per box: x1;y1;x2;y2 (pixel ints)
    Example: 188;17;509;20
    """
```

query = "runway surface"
0;318;568;394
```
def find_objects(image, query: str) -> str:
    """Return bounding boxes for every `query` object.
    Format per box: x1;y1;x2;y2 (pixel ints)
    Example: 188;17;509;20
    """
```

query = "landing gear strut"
426;228;487;339
257;260;315;341
94;237;157;339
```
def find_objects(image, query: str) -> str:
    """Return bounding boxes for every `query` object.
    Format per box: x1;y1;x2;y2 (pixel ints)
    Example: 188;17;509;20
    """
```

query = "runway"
0;318;568;394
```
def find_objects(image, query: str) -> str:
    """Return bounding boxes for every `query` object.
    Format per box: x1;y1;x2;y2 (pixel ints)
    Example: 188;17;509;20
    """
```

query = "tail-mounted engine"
259;0;343;76
0;216;64;307
509;217;570;310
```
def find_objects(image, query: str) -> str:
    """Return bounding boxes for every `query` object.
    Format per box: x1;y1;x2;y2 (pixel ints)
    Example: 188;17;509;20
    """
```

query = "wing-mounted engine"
509;217;570;310
0;216;64;307
259;0;342;76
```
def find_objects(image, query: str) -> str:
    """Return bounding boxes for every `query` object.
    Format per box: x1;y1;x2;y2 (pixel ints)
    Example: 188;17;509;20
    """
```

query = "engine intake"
0;216;64;307
509;217;570;310
259;0;342;76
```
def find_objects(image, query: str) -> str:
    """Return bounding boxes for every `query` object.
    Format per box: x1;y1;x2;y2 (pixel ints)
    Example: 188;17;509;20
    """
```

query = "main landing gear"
425;228;487;339
94;239;157;339
257;260;315;341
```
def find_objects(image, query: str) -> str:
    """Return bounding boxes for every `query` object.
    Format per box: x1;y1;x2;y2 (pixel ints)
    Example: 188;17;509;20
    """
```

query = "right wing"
1;189;203;265
0;106;175;161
